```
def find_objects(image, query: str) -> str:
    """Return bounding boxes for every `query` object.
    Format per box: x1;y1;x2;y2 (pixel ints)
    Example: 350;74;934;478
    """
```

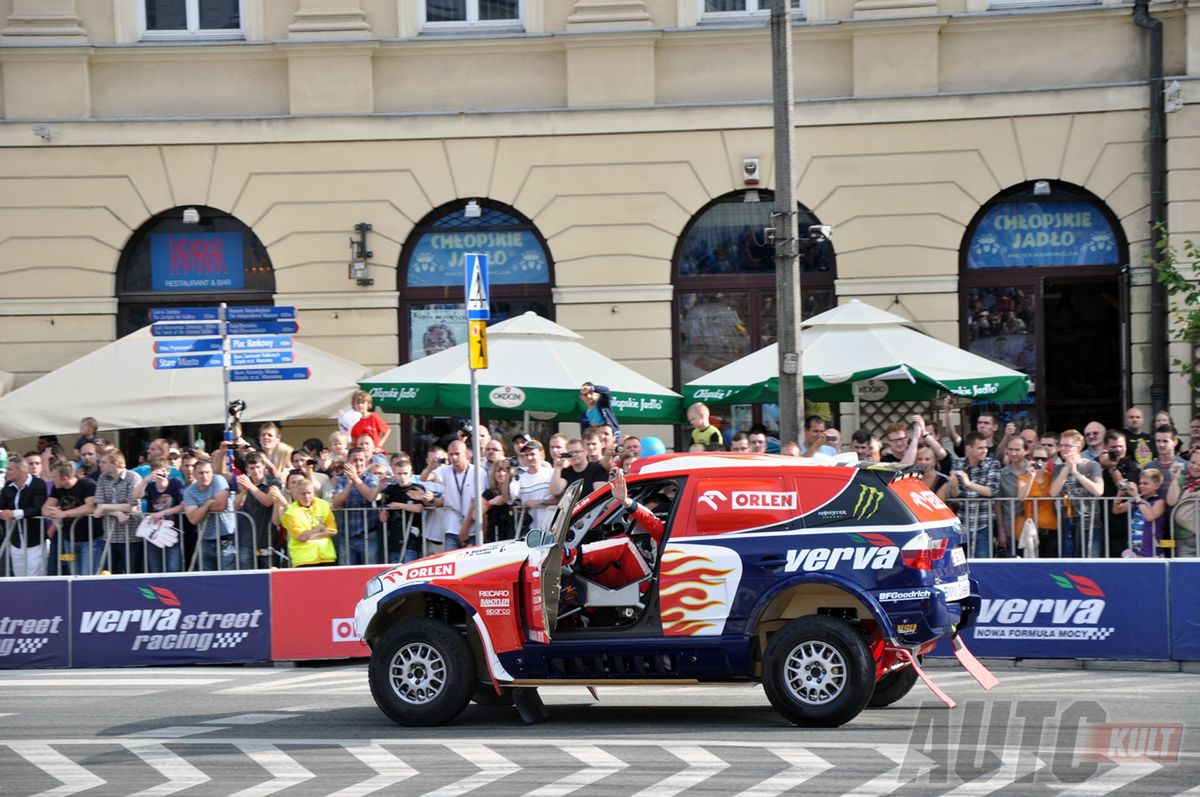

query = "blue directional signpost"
149;304;307;468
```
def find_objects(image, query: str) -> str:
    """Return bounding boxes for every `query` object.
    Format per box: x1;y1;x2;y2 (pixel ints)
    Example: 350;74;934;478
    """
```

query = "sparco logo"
852;485;883;519
489;386;526;408
785;546;899;572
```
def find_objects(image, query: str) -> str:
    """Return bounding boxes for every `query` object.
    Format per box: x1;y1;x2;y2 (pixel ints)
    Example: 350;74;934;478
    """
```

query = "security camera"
182;207;200;224
808;225;833;240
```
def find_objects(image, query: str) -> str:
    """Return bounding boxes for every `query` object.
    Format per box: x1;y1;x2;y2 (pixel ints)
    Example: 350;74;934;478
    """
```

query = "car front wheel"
369;619;475;726
762;616;874;727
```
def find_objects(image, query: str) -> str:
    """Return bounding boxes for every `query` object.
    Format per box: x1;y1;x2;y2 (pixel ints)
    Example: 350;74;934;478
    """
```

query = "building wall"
0;0;1196;434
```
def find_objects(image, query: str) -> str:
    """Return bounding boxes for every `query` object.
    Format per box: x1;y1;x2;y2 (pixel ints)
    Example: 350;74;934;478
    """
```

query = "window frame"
420;0;525;32
697;0;804;23
139;0;245;41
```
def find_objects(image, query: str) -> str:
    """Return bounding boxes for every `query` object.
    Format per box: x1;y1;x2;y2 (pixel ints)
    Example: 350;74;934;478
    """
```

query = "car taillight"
901;533;949;570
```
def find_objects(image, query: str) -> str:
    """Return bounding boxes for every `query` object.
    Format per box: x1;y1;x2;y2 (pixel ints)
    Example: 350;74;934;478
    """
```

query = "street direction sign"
465;252;490;321
225;305;296;321
469;320;488;370
230;350;294;367
151;322;222;338
153;338;222;354
154;354;223;370
149;307;220;322
229;336;293;351
226;320;299;336
229;367;310;383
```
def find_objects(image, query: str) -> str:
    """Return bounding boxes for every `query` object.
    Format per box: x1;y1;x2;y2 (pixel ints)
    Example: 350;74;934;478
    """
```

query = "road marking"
7;741;106;796
730;747;831;797
424;743;520;797
526;744;628;797
218;671;363;693
842;743;936;797
1051;759;1163;796
329;743;418;797
230;742;315;797
126;742;211;797
201;714;302;725
0;678;228;687
125;726;230;739
632;744;729;797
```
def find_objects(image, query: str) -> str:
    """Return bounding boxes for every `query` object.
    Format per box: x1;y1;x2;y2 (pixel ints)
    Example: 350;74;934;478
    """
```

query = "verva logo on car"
889;477;958;524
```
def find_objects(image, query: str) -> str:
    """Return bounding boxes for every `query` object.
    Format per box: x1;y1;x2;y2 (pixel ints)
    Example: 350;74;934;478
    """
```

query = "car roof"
628;451;897;477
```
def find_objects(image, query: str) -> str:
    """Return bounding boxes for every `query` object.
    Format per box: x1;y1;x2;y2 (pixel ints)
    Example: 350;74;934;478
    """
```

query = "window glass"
702;0;800;13
677;195;830;276
146;0;187;29
679;292;751;384
690;476;798;537
480;0;519;20
199;0;241;29
408;300;551;361
427;0;467;22
966;287;1037;374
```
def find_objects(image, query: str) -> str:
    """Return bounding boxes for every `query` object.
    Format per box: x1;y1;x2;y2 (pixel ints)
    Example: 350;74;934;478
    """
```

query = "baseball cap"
520;440;544;453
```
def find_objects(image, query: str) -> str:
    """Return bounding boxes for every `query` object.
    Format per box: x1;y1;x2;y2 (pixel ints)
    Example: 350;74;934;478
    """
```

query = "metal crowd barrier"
0;498;542;577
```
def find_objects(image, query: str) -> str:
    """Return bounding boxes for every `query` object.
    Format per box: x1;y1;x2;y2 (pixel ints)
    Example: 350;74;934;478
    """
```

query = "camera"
1108;448;1121;462
1032;461;1043;470
808;225;833;240
228;399;246;419
437;456;447;465
1120;480;1133;491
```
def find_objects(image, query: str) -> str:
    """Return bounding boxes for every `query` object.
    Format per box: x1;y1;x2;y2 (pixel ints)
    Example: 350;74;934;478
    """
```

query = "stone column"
567;0;652;29
287;0;372;38
284;1;375;114
0;0;91;119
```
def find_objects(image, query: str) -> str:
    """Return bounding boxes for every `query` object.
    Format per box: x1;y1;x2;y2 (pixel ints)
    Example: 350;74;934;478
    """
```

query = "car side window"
687;475;798;537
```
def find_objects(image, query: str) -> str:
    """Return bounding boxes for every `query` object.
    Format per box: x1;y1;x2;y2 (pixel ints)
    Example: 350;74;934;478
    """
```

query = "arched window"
673;190;836;440
398;199;555;457
399;200;553;361
117;206;274;336
960;181;1128;431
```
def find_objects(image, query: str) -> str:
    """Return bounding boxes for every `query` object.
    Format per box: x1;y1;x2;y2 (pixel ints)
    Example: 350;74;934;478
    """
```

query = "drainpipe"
1134;0;1169;414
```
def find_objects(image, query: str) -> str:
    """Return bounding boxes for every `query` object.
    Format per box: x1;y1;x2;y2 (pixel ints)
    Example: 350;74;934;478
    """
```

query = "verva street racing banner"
72;573;271;667
0;579;70;669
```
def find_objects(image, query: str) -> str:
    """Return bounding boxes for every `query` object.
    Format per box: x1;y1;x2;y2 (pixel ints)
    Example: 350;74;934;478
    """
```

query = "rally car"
354;452;995;727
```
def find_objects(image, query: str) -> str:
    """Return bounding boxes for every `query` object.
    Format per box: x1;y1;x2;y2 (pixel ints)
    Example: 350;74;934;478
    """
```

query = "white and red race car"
354;453;996;726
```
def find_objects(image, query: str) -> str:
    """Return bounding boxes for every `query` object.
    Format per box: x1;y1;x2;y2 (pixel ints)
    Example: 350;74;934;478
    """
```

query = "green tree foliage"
1152;229;1200;389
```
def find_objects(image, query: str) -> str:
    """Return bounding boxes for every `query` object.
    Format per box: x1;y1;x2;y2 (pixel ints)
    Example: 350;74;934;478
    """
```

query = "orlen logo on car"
406;562;456;580
732;491;796;510
489;386;526;409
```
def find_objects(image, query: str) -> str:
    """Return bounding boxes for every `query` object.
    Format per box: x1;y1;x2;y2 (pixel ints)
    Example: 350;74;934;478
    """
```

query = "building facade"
1;0;1198;446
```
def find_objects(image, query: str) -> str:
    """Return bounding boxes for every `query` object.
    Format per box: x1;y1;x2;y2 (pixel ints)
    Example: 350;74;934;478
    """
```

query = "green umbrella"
685;300;1030;405
361;312;682;422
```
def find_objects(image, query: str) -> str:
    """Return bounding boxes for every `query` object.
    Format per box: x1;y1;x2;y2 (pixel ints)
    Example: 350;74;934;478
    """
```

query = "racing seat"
575;536;653;608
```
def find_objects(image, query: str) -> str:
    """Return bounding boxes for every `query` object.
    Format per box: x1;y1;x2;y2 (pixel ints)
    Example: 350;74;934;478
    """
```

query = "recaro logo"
852;485;883;519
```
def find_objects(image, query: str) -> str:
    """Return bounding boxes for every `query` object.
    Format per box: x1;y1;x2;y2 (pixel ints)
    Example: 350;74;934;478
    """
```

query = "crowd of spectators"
2;389;1197;576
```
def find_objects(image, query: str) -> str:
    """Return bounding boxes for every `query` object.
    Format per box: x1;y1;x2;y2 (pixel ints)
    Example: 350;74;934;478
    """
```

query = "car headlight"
364;576;383;599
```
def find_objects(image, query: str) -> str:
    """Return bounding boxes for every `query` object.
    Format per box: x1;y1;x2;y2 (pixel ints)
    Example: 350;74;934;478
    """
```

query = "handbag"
135;516;180;549
1018;517;1038;559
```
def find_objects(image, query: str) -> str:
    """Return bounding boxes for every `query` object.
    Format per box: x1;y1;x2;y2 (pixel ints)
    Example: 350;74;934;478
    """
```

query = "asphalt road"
1;661;1198;796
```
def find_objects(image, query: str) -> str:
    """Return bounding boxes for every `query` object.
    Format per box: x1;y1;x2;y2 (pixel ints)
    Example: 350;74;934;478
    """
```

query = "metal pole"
772;0;803;445
220;302;234;475
470;366;483;545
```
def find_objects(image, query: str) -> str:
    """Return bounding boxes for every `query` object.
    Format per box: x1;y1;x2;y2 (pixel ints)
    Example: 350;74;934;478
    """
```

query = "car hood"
379;539;534;587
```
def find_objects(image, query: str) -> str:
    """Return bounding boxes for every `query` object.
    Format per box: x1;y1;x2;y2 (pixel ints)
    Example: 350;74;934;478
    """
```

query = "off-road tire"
368;619;475;726
762;616;874;727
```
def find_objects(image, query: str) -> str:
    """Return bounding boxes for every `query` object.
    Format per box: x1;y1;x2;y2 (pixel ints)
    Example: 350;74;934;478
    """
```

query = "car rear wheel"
762;616;874;727
868;661;920;708
369;619;474;726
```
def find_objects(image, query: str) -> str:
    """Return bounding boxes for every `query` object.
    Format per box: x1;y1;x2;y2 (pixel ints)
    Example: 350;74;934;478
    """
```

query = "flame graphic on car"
659;552;735;637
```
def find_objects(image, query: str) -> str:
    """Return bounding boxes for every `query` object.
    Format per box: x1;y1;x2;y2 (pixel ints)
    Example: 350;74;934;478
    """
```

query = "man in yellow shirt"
281;479;338;567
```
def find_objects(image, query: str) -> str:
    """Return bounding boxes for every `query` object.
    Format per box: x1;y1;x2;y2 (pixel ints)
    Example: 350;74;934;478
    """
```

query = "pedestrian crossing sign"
465;252;489;321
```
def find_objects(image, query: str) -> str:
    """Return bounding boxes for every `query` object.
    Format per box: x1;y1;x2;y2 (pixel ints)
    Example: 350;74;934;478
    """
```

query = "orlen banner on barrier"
1170;561;1200;660
0;579;70;669
72;573;271;667
946;560;1170;660
271;565;390;661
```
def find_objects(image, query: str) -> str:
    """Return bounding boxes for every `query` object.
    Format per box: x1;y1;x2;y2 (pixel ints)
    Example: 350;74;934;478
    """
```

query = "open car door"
522;480;585;644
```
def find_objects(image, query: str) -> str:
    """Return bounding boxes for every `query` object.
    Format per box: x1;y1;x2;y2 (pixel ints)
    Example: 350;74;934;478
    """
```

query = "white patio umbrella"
0;327;372;439
360;311;682;422
685;299;1029;424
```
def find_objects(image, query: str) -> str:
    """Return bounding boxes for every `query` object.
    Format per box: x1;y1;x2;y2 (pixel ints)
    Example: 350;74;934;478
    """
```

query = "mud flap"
952;635;999;690
888;646;956;708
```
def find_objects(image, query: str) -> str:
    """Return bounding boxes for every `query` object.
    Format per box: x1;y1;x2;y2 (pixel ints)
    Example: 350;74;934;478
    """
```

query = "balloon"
640;436;667;457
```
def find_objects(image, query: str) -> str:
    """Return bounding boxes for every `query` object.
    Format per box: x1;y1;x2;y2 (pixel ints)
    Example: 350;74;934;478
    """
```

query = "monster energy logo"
852;485;884;520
